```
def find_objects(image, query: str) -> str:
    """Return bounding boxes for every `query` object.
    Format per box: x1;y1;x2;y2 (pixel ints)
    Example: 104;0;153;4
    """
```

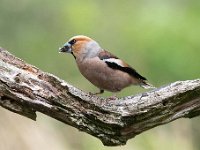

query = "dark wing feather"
105;62;146;80
98;50;147;80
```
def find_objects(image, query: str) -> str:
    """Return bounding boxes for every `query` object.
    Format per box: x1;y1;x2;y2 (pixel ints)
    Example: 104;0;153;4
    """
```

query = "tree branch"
0;47;200;146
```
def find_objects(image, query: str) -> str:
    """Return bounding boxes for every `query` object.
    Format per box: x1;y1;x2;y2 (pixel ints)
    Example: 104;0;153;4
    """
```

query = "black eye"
69;39;76;45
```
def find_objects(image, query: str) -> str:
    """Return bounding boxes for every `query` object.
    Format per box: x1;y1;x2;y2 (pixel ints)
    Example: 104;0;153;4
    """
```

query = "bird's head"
59;35;102;60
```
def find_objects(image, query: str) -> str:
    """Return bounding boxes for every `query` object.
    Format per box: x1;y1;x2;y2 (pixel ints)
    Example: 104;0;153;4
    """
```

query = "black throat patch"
71;52;76;59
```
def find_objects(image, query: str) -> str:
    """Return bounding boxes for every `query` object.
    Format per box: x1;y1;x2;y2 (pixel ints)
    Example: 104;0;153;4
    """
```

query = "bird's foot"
107;94;118;100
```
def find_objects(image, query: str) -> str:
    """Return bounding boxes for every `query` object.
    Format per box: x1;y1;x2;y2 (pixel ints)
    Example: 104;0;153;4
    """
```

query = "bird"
59;35;154;95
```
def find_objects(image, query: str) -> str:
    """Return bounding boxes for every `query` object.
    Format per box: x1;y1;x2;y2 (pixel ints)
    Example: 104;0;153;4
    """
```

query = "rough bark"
0;47;200;146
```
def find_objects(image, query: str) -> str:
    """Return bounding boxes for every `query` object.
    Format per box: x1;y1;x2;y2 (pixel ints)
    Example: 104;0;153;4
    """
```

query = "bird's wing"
98;50;119;59
98;50;147;80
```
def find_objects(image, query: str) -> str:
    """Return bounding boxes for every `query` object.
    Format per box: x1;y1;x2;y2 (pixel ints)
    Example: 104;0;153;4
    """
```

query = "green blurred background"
0;0;200;150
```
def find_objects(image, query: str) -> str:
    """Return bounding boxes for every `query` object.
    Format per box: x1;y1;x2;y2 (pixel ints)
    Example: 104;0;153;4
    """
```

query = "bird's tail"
140;80;156;89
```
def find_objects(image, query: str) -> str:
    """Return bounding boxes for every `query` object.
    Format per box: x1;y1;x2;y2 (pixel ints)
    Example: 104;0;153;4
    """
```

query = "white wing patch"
103;58;125;67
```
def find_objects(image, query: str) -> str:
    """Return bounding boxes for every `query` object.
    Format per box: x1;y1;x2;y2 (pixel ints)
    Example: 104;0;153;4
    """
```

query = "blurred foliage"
0;0;200;150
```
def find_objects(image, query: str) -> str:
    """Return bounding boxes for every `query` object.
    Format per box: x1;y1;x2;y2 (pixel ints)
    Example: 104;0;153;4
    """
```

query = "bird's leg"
89;89;104;95
95;89;104;95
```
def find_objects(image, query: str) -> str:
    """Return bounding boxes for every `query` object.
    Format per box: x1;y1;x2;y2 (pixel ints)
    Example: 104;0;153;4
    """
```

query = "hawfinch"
59;35;154;94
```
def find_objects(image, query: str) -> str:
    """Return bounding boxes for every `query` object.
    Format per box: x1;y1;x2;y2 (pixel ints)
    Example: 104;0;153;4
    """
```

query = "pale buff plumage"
59;35;154;94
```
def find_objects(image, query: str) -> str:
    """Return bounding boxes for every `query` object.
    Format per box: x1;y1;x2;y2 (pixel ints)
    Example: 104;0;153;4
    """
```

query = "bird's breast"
76;57;133;92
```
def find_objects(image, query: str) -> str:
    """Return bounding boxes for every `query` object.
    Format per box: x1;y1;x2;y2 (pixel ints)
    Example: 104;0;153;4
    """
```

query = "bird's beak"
59;42;72;53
